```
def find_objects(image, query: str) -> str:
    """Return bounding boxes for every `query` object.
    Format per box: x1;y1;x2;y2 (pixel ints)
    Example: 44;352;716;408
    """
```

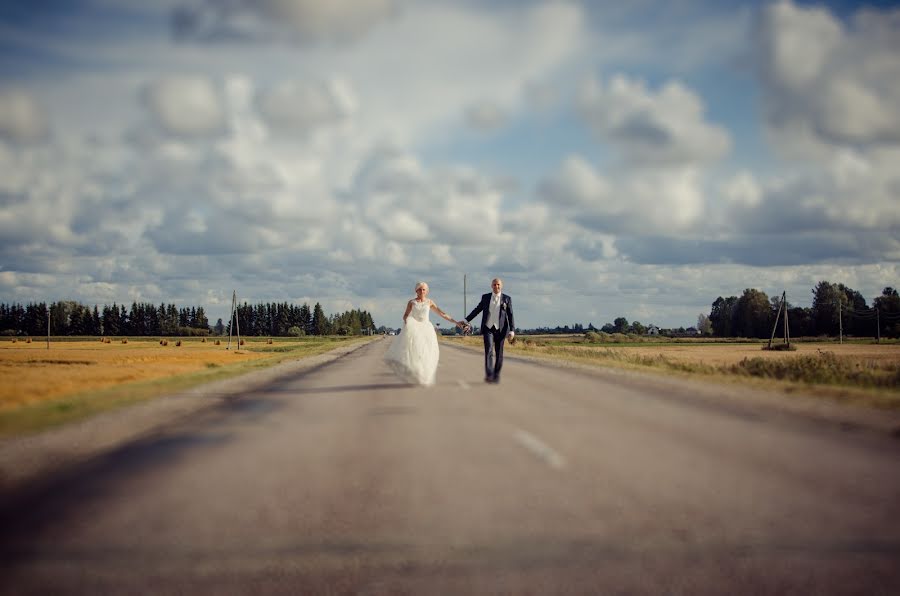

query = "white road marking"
513;429;566;470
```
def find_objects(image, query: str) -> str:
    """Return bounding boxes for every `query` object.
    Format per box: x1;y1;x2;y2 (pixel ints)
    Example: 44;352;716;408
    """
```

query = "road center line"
513;429;566;470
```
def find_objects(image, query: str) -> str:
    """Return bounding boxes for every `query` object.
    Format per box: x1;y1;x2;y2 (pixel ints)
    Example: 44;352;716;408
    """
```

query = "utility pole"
838;300;843;345
463;274;467;316
784;291;790;348
46;305;50;350
876;307;880;343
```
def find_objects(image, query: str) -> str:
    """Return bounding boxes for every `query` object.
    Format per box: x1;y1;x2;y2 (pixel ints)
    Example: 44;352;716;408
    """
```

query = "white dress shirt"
487;292;502;330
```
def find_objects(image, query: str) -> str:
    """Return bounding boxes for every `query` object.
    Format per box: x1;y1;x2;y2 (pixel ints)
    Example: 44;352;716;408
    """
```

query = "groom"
462;278;515;383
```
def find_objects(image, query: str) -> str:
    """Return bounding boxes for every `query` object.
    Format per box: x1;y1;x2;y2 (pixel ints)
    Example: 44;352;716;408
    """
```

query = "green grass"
0;336;374;438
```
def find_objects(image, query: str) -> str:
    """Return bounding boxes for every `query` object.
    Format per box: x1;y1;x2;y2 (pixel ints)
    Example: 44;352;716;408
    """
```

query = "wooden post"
227;291;236;350
768;291;784;349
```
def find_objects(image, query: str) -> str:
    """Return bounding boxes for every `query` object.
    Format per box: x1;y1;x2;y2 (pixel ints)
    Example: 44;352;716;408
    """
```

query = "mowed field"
0;337;363;414
560;341;900;367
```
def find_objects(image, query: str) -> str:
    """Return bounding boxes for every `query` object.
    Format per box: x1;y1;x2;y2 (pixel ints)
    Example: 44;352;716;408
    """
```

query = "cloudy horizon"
1;0;898;331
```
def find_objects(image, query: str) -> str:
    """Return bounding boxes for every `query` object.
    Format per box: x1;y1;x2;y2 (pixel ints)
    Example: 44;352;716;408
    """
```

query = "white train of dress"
384;299;439;386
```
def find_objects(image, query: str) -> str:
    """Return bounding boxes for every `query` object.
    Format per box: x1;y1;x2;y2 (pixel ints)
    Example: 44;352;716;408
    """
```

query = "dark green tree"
312;302;328;335
300;303;312;335
874;287;900;338
733;288;771;338
709;296;738;337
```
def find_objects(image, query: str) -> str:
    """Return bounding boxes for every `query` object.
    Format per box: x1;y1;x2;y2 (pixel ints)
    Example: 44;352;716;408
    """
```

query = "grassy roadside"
446;336;900;410
0;336;374;438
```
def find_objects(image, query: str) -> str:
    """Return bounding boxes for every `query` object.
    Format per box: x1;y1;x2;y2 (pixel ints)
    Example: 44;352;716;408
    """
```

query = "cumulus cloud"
754;0;900;153
539;155;705;235
566;234;616;262
257;78;357;136
350;146;505;247
538;155;610;208
172;0;399;45
576;74;731;165
0;88;49;143
721;171;762;208
722;150;900;234
143;76;226;137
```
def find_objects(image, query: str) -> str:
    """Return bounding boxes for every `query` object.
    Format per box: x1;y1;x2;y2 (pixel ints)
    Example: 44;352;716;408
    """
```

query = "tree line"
0;301;211;337
222;302;375;337
708;282;900;339
0;300;376;337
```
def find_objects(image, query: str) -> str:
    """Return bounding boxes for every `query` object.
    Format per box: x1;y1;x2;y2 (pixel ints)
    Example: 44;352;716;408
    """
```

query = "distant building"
647;325;660;336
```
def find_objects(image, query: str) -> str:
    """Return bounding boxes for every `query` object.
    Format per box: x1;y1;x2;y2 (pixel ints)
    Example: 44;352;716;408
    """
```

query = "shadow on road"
259;383;415;395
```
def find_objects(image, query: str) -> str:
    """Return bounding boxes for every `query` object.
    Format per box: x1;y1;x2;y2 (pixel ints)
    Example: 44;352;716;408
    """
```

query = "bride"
384;281;463;386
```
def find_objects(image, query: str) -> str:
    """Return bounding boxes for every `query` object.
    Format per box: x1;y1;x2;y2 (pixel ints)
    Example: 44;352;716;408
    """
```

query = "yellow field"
2;338;299;412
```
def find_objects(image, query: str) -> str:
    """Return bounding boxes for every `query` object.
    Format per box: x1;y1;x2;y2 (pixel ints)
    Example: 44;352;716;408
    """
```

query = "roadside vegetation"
450;334;900;409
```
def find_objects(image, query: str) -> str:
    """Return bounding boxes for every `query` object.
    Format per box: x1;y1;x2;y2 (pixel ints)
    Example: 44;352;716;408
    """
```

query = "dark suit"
465;293;514;381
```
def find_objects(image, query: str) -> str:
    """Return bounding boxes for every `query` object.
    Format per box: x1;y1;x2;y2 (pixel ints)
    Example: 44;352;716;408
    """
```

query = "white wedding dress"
384;299;440;386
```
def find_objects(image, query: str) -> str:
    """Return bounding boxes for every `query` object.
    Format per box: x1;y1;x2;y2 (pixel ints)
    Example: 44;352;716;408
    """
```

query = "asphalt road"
2;338;899;595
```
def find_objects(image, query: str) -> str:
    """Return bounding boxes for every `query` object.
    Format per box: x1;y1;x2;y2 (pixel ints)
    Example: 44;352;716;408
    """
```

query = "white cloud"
577;74;731;165
143;76;226;137
754;0;900;152
326;1;586;147
721;171;762;208
0;88;49;143
376;210;430;243
257;78;357;137
539;155;705;234
539;155;610;208
351;147;506;247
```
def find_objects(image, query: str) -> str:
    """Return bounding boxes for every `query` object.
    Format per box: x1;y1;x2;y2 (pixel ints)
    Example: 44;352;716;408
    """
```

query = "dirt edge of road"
0;339;380;497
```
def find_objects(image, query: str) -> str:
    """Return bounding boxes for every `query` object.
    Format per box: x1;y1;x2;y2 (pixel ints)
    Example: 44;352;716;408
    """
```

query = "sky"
0;0;898;330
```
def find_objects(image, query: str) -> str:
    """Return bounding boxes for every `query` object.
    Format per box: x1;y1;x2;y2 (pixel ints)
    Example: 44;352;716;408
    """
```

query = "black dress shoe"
484;376;494;383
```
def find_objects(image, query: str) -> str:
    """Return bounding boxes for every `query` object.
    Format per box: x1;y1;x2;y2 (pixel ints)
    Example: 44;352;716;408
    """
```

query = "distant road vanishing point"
2;338;899;595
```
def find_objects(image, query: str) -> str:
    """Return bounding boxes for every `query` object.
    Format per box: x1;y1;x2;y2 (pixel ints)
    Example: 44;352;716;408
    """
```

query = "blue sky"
1;0;898;330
